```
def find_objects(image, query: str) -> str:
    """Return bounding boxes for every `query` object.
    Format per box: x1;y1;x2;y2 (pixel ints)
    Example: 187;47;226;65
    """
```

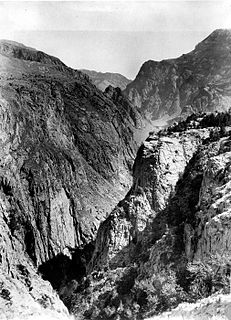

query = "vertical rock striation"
0;40;142;317
88;128;210;272
188;136;231;262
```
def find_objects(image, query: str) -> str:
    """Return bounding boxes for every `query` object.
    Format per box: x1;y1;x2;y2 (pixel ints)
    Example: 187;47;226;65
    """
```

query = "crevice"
0;176;13;197
38;242;95;304
24;224;36;264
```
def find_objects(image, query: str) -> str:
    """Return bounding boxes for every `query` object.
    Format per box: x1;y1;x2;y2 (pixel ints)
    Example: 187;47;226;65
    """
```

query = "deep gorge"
1;30;231;320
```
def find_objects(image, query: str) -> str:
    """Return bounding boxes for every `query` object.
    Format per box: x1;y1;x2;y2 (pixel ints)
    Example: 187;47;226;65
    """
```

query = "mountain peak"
125;28;231;120
209;28;231;37
0;39;65;67
0;39;35;49
194;28;231;51
81;69;131;91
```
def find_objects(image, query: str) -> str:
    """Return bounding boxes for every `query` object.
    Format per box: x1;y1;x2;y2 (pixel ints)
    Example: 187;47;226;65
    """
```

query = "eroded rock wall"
0;40;142;318
69;117;231;319
88;129;210;272
188;137;231;262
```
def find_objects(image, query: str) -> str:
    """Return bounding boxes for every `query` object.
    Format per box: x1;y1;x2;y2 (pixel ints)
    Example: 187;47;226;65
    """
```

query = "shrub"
0;288;11;302
132;270;187;317
185;261;229;300
117;267;138;295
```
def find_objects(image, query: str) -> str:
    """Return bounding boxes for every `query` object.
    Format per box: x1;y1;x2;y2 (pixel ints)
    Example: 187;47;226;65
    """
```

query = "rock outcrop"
0;40;142;318
124;29;231;120
81;69;132;91
69;112;231;320
88;128;210;272
188;135;231;262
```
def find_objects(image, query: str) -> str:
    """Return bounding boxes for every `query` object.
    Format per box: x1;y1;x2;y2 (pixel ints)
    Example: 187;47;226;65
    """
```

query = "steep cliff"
81;69;132;91
124;29;231;120
87;127;210;272
188;135;231;262
69;112;231;319
0;40;142;318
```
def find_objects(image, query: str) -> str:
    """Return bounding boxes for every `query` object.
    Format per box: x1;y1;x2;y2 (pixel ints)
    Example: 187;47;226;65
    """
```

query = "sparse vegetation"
37;294;53;308
132;270;187;317
157;109;231;137
0;282;11;303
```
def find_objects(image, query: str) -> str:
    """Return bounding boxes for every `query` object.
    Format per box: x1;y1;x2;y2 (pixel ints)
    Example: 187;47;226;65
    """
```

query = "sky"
0;1;231;79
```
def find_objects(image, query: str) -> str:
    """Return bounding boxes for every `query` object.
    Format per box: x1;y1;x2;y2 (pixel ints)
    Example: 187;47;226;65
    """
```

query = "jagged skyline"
0;1;231;78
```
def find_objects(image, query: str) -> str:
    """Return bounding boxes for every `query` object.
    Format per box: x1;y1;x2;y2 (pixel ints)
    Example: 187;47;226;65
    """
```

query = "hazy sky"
0;1;231;78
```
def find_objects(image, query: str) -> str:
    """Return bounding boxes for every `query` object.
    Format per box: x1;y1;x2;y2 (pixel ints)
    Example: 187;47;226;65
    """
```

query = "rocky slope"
68;112;231;319
146;293;231;320
81;69;131;91
124;29;231;121
0;40;143;318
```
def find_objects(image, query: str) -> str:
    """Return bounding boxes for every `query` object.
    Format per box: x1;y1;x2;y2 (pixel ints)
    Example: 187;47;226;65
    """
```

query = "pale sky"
0;1;231;78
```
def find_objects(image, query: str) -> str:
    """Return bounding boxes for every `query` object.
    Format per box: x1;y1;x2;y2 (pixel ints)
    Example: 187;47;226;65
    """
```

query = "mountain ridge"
124;28;231;121
81;69;132;91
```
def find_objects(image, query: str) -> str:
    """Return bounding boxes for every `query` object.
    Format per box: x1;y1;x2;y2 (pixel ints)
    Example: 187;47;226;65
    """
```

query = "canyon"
0;39;142;319
0;30;231;320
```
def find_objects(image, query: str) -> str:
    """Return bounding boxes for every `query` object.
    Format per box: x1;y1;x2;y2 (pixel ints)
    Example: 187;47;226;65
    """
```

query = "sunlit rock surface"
145;294;231;320
69;111;231;319
188;136;231;262
88;129;210;272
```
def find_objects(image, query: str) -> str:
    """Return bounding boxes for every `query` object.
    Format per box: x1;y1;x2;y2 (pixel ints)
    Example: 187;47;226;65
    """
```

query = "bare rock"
124;29;231;120
191;136;231;262
0;40;141;317
70;114;231;319
87;128;210;273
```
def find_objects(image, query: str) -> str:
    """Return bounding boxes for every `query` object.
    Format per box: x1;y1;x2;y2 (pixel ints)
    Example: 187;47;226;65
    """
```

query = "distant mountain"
124;29;231;120
81;69;132;91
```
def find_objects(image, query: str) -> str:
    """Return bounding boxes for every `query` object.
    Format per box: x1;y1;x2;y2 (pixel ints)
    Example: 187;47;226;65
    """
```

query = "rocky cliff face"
124;29;231;120
87;128;210;272
188;135;231;262
69;113;231;319
0;210;71;320
0;40;142;318
81;69;132;91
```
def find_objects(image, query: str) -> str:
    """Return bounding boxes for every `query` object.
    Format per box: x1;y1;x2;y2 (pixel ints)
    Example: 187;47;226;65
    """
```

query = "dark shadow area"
38;242;94;290
24;225;36;264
